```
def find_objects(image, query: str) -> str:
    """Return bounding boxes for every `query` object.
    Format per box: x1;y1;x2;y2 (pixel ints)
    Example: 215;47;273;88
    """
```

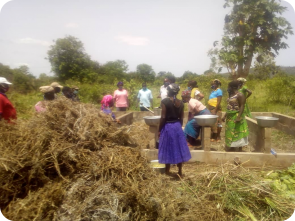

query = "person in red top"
0;77;17;122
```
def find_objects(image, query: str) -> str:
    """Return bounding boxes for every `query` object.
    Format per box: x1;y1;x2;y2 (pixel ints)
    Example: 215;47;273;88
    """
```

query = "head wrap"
237;78;247;83
72;86;79;90
167;83;180;94
101;95;113;108
212;79;221;85
181;90;191;97
117;81;123;86
50;82;63;88
39;86;54;93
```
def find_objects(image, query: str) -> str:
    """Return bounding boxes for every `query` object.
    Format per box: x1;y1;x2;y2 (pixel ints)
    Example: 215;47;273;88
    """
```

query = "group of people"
0;77;81;122
157;77;252;176
35;82;80;112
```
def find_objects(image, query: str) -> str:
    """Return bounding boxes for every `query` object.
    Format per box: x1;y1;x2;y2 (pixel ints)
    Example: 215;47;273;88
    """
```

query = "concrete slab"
141;149;295;167
272;112;295;136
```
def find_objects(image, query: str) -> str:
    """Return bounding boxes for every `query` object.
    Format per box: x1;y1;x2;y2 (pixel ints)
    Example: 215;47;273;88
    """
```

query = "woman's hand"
235;116;241;123
222;116;226;122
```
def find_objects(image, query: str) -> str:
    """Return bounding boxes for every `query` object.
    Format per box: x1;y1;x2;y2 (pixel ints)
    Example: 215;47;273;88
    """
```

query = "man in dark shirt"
0;77;17;122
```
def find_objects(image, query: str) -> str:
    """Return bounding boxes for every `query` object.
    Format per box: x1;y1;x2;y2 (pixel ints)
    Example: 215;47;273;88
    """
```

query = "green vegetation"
208;0;293;78
262;163;295;197
3;65;295;119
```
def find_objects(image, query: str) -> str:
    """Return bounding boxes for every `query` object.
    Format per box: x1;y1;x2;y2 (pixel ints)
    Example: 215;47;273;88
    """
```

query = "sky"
0;0;294;77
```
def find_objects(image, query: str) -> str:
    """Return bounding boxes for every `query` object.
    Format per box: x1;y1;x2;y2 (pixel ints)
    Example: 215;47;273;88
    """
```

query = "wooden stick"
141;104;154;114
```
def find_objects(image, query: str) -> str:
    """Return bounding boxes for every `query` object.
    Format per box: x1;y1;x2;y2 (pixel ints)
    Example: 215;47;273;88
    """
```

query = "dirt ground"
162;161;285;182
187;127;295;153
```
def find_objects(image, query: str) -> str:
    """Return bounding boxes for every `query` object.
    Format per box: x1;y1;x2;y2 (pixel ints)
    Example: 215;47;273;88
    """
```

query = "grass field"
6;76;295;119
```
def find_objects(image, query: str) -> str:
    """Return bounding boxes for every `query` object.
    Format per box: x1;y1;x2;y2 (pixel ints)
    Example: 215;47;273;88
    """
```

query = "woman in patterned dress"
222;80;249;152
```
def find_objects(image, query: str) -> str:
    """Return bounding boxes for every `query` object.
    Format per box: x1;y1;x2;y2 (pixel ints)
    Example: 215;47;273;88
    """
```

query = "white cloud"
115;35;150;46
65;23;79;28
17;38;50;46
14;62;30;67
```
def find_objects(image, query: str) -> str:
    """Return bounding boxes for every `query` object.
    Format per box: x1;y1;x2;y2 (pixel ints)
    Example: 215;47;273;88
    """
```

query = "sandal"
210;139;216;142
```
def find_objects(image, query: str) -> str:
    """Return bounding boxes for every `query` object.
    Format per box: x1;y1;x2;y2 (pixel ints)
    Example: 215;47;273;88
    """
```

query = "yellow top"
208;88;223;107
190;88;199;99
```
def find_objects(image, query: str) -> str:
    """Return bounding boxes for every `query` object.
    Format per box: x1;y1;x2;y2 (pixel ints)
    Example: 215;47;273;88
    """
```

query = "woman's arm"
126;90;129;109
236;93;246;122
245;88;252;99
158;103;166;133
195;93;204;100
222;112;227;122
180;104;184;126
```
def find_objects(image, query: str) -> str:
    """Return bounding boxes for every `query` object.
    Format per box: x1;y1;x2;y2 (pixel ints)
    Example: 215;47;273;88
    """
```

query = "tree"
136;64;155;83
249;53;282;80
13;66;36;93
0;63;14;82
100;60;128;80
203;69;216;76
47;36;95;82
208;0;293;79
157;71;166;77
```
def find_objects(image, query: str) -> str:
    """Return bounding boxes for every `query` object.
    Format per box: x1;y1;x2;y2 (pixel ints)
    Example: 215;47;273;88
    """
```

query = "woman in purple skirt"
158;83;191;176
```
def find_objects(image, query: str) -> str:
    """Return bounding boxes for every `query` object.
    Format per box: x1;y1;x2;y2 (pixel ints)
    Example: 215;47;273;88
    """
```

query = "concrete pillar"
201;127;211;151
153;108;161;116
263;128;272;154
149;126;159;149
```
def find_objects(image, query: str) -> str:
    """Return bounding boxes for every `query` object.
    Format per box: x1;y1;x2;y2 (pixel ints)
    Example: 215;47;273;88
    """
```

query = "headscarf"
39;86;54;93
237;77;247;83
181;90;191;97
101;95;113;109
167;83;180;104
212;79;221;86
167;83;180;94
50;82;63;88
117;81;123;86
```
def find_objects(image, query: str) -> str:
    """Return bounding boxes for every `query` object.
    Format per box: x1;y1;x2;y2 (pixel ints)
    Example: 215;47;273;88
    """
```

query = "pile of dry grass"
0;98;294;220
127;122;151;149
0;98;216;220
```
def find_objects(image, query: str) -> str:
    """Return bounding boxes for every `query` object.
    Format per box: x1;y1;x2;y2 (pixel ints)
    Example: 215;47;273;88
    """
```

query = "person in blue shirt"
208;79;223;142
137;83;153;111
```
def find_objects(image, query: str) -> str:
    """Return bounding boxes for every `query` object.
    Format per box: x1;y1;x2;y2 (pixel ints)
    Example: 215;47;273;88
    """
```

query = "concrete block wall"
272;112;295;136
141;149;295;167
116;112;133;125
246;117;265;152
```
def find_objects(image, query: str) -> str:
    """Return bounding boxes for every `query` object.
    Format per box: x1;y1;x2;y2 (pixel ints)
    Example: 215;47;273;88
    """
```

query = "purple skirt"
158;121;191;164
